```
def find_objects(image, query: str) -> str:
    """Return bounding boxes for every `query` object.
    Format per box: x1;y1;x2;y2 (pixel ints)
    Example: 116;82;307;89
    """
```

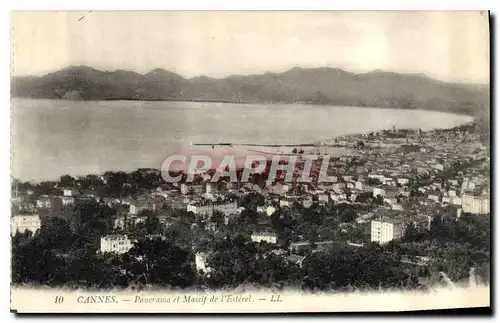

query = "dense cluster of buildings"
11;124;490;279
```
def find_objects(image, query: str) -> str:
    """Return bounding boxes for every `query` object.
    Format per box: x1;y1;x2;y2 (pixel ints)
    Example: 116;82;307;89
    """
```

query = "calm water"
11;99;473;182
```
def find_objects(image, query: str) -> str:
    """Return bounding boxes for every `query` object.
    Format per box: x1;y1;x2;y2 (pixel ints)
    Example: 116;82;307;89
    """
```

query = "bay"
11;99;473;182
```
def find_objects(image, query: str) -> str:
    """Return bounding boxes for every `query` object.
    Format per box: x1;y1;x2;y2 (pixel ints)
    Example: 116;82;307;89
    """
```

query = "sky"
11;11;490;84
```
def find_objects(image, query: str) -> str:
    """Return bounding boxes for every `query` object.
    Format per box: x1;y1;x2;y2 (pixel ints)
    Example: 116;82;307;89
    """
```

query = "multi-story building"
370;217;404;244
251;231;278;244
462;194;490;214
11;214;41;236
186;201;238;217
99;235;134;254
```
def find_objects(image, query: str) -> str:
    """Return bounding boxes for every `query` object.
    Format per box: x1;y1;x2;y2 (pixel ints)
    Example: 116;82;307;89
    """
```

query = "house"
127;198;158;215
399;188;411;197
451;197;462;206
279;199;290;208
318;193;329;203
373;188;386;197
11;214;41;236
384;197;399;206
60;196;75;206
113;215;127;230
397;178;410;186
195;252;211;274
331;192;347;203
347;175;357;182
63;189;74;197
99;235;133;254
251;231;278;244
427;194;440;203
269;183;289;195
332;182;347;193
36;196;52;209
130;215;147;225
180;183;204;195
391;204;404;211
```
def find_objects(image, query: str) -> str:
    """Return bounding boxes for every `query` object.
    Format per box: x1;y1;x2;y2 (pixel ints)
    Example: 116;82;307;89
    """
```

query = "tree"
125;238;196;287
210;210;225;228
38;216;75;250
373;195;384;205
59;175;75;188
239;193;265;210
73;199;116;250
206;235;258;288
403;223;420;242
145;214;163;235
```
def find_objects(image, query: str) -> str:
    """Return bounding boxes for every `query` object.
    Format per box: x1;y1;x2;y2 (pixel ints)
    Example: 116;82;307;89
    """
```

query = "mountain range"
11;65;489;118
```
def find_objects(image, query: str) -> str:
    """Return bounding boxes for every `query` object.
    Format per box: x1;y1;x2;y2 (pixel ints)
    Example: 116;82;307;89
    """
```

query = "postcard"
10;10;490;313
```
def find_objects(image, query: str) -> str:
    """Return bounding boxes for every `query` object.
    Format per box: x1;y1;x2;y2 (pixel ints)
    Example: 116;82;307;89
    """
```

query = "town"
11;121;490;291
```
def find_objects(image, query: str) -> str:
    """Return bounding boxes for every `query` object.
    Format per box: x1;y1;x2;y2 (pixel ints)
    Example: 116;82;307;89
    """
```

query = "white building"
432;163;444;171
370;217;404;245
195;252;211;274
61;196;75;206
384;197;398;206
129;203;150;215
36;197;52;209
11;214;41;236
99;235;134;254
186;201;238;217
251;231;278;244
427;194;440;203
114;216;126;230
462;194;490;214
279;199;290;207
266;206;277;216
373;188;386;197
397;178;409;186
63;189;73;197
451;197;462;206
318;193;329;203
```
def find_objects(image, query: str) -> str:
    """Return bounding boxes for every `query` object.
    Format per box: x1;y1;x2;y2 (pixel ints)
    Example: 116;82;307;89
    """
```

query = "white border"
1;1;497;322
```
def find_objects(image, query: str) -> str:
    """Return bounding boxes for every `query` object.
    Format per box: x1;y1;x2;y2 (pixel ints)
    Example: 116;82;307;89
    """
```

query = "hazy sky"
11;11;490;83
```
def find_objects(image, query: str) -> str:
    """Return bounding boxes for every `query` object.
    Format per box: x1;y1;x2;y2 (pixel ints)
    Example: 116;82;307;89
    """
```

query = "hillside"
11;65;490;117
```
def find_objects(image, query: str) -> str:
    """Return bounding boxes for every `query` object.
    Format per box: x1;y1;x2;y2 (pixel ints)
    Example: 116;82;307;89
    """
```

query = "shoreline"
11;119;479;184
11;96;483;119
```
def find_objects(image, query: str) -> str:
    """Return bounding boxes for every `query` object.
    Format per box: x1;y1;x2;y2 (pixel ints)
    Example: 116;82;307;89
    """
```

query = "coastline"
11;96;485;120
10;117;478;184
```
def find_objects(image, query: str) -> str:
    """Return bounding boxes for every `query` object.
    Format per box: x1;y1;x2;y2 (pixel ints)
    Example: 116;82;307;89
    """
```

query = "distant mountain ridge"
11;65;489;118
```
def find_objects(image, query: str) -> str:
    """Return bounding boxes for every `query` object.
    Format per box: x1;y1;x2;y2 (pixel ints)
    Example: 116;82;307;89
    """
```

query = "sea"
11;99;473;182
